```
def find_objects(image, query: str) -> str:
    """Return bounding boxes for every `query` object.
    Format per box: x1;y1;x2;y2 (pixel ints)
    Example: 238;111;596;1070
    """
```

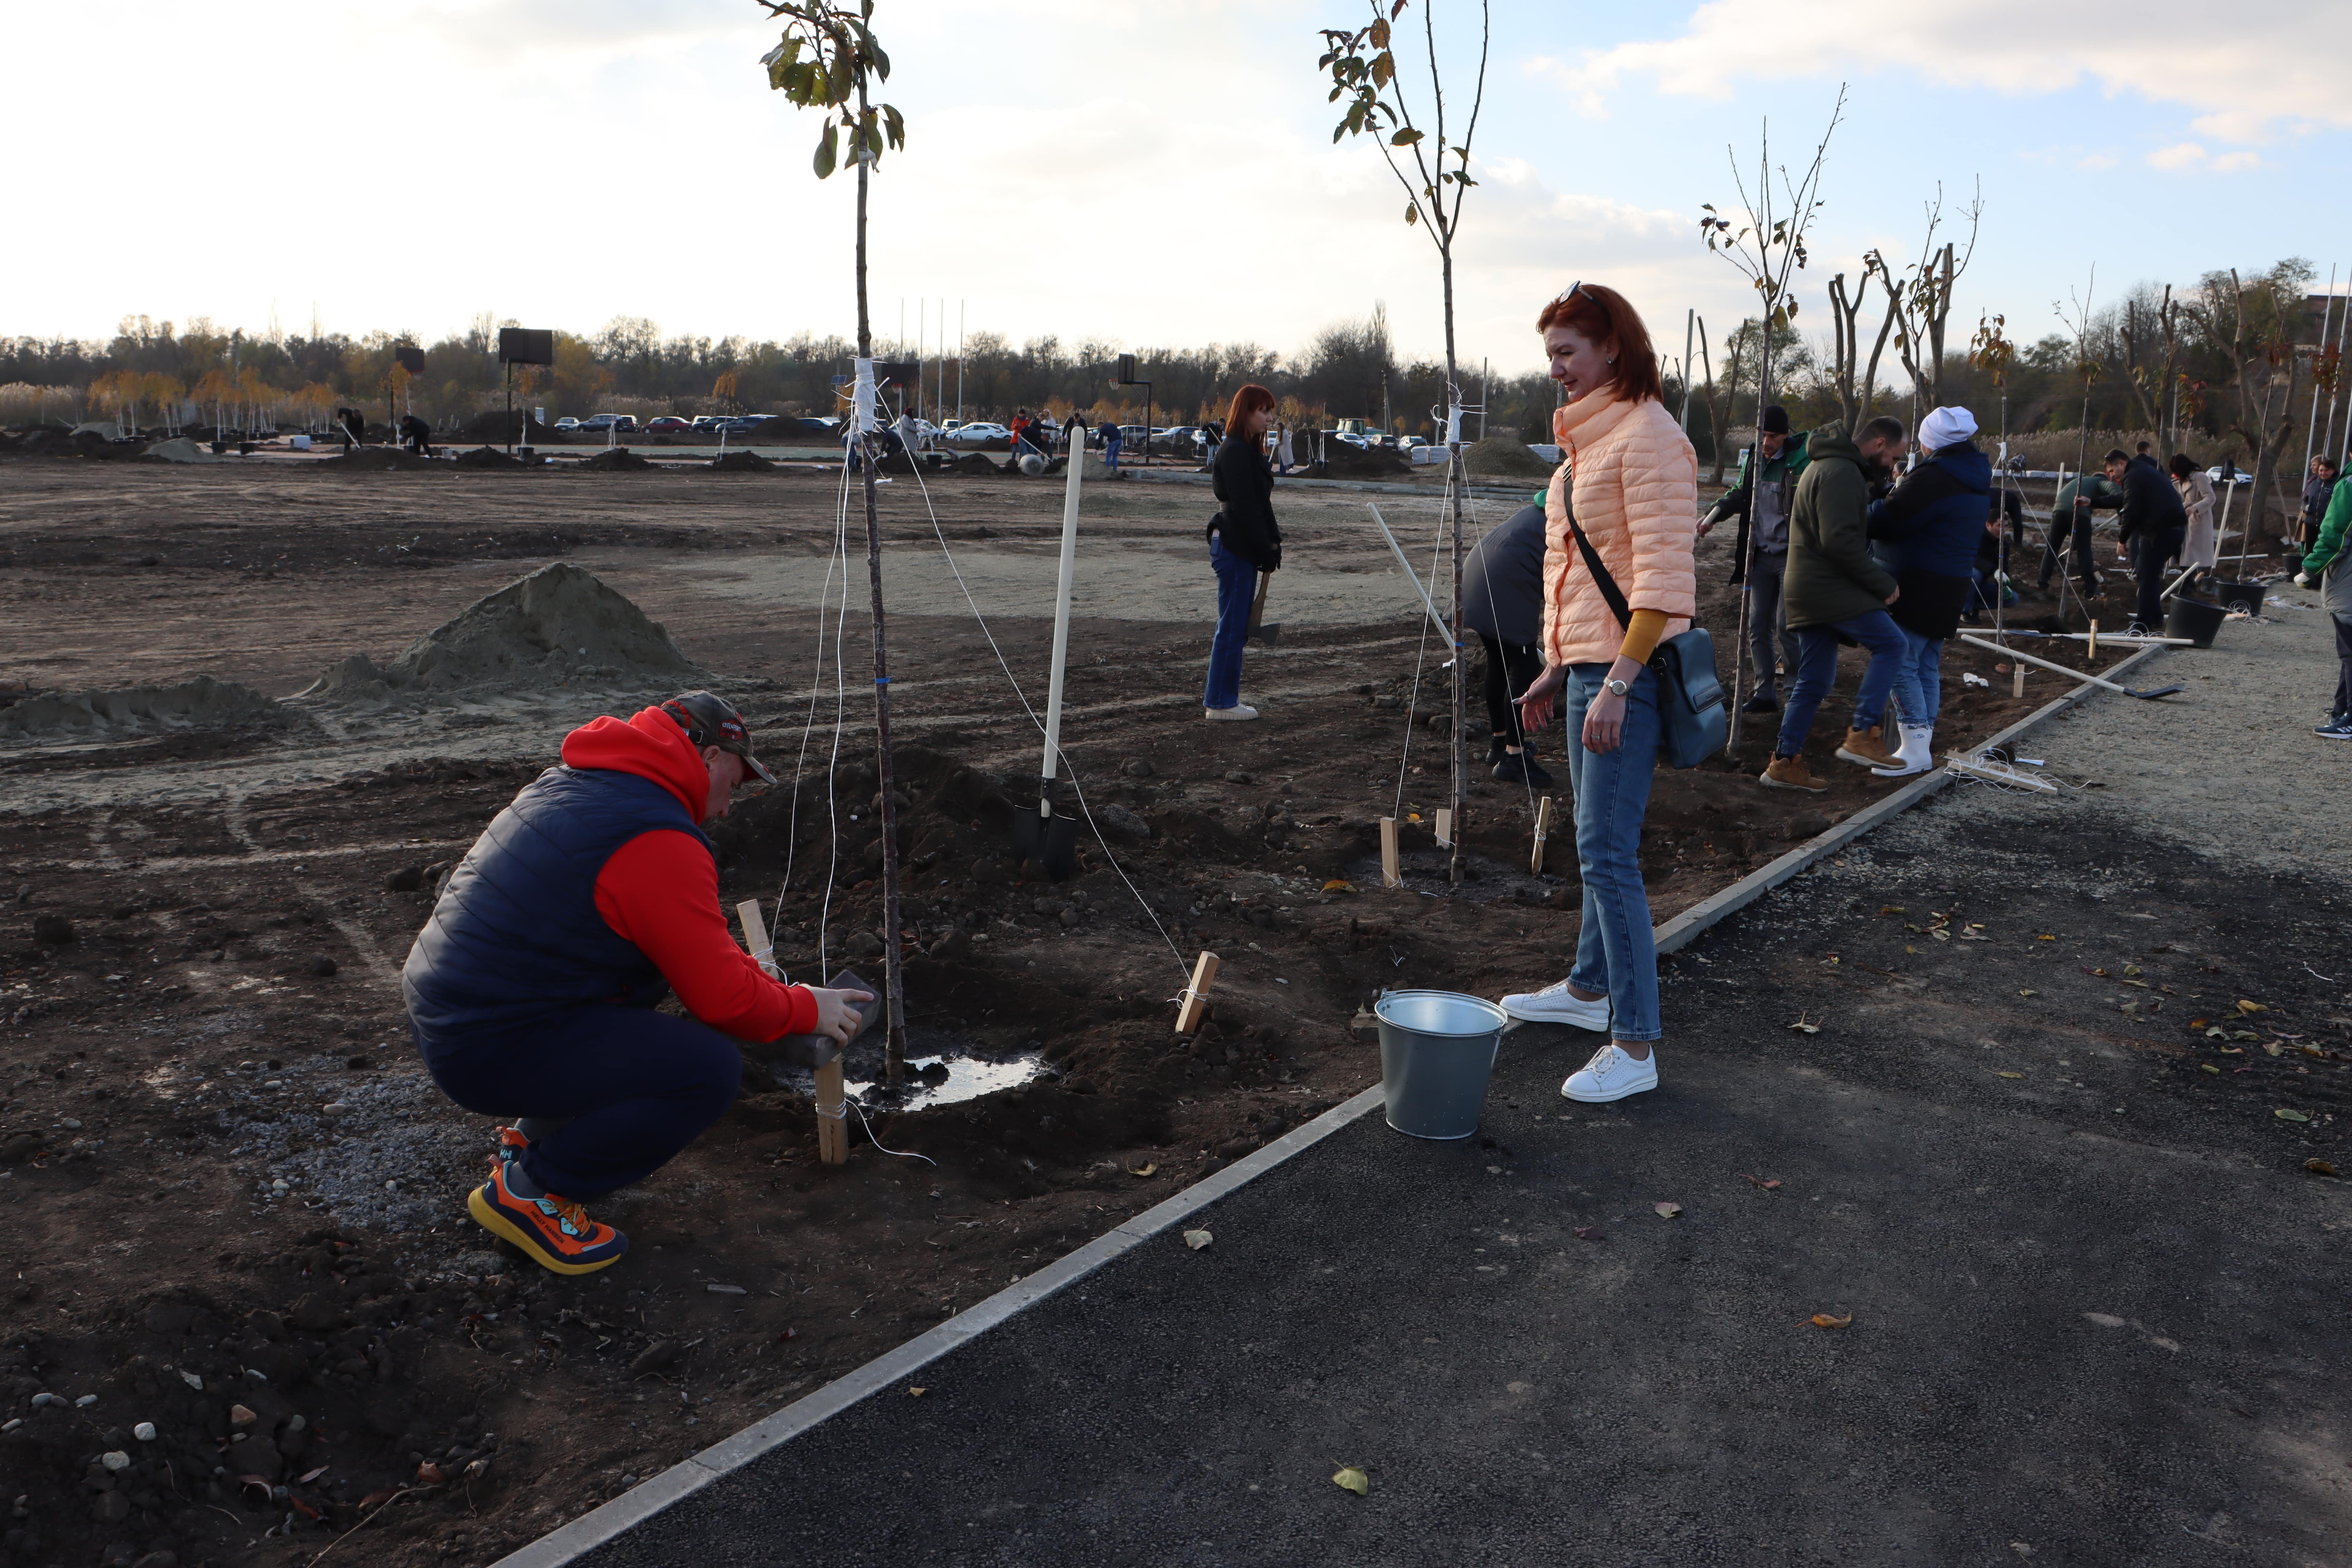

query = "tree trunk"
854;123;908;1086
1441;240;1466;885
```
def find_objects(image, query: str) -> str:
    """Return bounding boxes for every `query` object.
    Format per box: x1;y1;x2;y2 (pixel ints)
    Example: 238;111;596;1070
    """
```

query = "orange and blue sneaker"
494;1125;530;1164
465;1159;628;1276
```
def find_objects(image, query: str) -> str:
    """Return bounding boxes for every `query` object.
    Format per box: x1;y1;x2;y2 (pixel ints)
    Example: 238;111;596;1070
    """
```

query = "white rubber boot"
1872;723;1934;778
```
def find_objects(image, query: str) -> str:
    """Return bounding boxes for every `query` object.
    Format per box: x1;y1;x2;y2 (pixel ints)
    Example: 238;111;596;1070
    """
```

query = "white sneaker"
1499;978;1610;1030
1561;1043;1659;1103
1871;722;1935;778
1203;704;1259;722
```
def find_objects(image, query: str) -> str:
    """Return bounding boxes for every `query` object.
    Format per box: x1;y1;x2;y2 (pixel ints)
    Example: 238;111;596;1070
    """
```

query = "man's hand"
808;987;876;1044
1884;586;1901;606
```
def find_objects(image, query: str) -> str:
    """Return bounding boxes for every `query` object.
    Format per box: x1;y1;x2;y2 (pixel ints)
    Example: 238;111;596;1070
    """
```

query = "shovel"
1245;572;1281;644
1956;633;2185;699
1015;423;1085;880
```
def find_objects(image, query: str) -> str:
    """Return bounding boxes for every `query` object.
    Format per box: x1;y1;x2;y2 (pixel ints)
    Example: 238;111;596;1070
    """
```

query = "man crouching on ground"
401;691;872;1275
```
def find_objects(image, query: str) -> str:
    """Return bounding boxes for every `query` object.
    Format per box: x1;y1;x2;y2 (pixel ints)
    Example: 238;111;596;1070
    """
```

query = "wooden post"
2012;664;2026;699
1379;817;1401;889
737;899;848;1166
2087;619;2098;660
1528;796;1553;877
1434;808;1454;848
1175;950;1221;1034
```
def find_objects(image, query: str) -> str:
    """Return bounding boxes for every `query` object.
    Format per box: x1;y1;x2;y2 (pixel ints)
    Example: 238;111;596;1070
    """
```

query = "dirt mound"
1323;444;1413;479
578;447;653;472
14;428;141;461
142;436;226;464
0;675;298;741
708;450;777;472
454;444;523;469
308;563;703;696
1461;435;1555;478
950;452;1006;477
321;447;427;472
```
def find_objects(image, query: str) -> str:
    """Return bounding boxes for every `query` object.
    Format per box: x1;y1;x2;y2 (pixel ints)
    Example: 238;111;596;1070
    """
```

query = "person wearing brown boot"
1762;415;1911;783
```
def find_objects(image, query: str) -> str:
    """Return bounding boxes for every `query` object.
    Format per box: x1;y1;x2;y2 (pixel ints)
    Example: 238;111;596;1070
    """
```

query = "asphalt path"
563;596;2352;1567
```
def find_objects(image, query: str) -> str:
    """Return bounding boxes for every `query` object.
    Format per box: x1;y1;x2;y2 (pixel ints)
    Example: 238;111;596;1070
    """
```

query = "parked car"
577;414;637;433
688;415;729;433
644;416;693;435
941;421;1012;445
554;416;581;431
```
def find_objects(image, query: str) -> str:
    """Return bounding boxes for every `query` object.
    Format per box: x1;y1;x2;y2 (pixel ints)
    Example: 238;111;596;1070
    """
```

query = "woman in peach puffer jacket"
1500;283;1698;1106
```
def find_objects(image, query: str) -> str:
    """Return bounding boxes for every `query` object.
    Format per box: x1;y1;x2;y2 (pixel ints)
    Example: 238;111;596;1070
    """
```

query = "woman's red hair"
1536;284;1664;406
1225;383;1275;435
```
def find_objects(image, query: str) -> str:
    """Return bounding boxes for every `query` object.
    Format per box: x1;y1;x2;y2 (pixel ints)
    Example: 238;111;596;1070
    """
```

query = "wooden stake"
1175;950;1221;1034
2087;619;2098;659
2012;664;2026;699
1434;808;1454;848
1379;817;1401;889
1528;796;1553;876
737;898;848;1166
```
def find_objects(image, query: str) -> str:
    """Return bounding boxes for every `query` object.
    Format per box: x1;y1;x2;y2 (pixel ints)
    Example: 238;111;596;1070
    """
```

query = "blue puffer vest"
402;766;713;1040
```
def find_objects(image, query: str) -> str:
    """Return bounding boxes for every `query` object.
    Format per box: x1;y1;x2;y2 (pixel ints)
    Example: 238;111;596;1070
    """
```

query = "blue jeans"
1565;664;1663;1042
1774;611;1907;757
418;1005;742;1199
1204;533;1255;709
1888;627;1943;727
1104;437;1121;471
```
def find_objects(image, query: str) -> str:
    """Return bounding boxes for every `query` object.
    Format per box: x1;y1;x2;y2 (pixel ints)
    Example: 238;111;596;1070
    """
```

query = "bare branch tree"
1876;179;1984;415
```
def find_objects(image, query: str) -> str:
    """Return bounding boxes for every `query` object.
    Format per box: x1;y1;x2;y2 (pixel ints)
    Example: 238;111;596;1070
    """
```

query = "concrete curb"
490;638;2169;1568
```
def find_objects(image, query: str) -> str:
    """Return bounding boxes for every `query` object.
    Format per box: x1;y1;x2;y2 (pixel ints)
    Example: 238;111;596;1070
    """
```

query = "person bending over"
2084;446;2187;633
1759;415;1912;790
1461;503;1553;786
402;691;871;1275
398;414;434;458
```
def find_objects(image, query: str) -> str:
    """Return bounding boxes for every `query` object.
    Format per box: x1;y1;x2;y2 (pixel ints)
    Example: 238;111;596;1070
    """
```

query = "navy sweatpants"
417;1005;742;1199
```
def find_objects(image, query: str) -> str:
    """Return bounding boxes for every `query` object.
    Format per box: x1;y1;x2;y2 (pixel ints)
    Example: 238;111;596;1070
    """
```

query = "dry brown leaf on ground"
2304;1159;2339;1177
1654;1201;1682;1219
1788;1016;1820;1034
1127;1162;1158;1177
2237;999;2269;1013
1332;1465;1370;1496
1738;1174;1782;1190
1809;1313;1853;1330
2275;1108;2311;1123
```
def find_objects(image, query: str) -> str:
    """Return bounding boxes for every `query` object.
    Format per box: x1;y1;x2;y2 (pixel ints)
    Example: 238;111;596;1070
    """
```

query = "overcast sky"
11;1;2347;377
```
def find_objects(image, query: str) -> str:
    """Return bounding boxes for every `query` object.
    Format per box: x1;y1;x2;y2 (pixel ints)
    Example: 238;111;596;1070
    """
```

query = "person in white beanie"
1863;405;1990;776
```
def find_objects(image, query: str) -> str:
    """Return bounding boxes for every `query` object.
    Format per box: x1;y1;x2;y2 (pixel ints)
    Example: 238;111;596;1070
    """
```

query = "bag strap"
1560;484;1633;632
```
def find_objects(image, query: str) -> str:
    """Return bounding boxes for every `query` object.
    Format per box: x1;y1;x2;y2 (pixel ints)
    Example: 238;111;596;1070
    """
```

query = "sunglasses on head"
1552;280;1585;306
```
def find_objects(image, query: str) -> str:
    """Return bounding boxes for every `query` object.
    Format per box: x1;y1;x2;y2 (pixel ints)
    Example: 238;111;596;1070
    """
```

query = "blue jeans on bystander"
1564;664;1663;1042
1204;533;1256;710
1887;627;1944;728
1773;611;1907;757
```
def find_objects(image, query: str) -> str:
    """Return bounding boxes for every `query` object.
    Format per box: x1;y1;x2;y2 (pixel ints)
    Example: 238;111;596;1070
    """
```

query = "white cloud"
2147;142;2266;174
1535;0;2350;141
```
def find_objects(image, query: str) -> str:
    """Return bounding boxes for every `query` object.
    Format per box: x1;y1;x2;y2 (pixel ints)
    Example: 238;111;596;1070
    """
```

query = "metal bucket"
2163;595;2227;650
1375;990;1508;1141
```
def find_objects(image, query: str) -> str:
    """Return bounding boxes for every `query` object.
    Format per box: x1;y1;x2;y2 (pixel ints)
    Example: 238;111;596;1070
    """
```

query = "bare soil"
0;456;2172;1568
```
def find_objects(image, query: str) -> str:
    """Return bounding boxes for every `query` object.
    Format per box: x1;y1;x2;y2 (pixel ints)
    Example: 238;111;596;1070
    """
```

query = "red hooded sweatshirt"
560;707;817;1041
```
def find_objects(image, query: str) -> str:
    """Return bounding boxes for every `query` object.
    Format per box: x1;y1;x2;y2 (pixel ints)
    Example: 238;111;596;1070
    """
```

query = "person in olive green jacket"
2296;467;2352;737
1762;415;1913;790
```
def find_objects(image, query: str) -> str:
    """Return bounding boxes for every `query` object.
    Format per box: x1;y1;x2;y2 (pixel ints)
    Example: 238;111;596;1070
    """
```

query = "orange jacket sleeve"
593;830;817;1041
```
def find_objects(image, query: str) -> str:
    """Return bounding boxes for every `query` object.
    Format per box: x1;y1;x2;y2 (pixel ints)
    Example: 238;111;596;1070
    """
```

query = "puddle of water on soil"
848;1054;1045;1112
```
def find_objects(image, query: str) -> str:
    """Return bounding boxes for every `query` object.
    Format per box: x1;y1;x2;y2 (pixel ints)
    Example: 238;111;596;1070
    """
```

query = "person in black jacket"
1461;504;1551;784
1203;386;1280;720
2085;447;2188;631
399;413;435;457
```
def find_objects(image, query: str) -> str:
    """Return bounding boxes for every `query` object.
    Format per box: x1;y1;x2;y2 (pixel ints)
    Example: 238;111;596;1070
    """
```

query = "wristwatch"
1603;677;1632;697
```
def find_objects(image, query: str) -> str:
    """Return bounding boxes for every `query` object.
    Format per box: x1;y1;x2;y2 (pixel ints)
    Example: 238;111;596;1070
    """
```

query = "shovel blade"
2127;684;2185;700
1248;621;1282;645
1038;813;1078;881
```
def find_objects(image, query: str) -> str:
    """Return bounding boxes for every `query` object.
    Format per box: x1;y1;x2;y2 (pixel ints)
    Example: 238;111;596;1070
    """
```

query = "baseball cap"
659;691;778;786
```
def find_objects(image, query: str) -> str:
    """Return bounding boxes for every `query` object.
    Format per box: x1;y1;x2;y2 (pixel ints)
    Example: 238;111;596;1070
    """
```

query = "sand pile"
304;563;703;699
322;447;427;472
578;447;652;472
0;675;298;741
142;437;225;464
1461;435;1555;478
454;445;523;469
708;450;776;472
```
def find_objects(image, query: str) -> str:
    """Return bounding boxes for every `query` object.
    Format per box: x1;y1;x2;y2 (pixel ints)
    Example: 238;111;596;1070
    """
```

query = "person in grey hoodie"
1460;503;1552;786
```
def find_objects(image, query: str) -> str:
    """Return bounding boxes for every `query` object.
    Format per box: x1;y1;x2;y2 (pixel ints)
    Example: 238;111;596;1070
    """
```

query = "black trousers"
2039;512;2097;591
1477;633;1545;750
2132;528;2183;629
2334;613;2352;719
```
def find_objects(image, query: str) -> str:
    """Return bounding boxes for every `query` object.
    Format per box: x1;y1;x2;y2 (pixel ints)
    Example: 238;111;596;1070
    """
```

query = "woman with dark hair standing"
1202;384;1280;721
1500;284;1698;1104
